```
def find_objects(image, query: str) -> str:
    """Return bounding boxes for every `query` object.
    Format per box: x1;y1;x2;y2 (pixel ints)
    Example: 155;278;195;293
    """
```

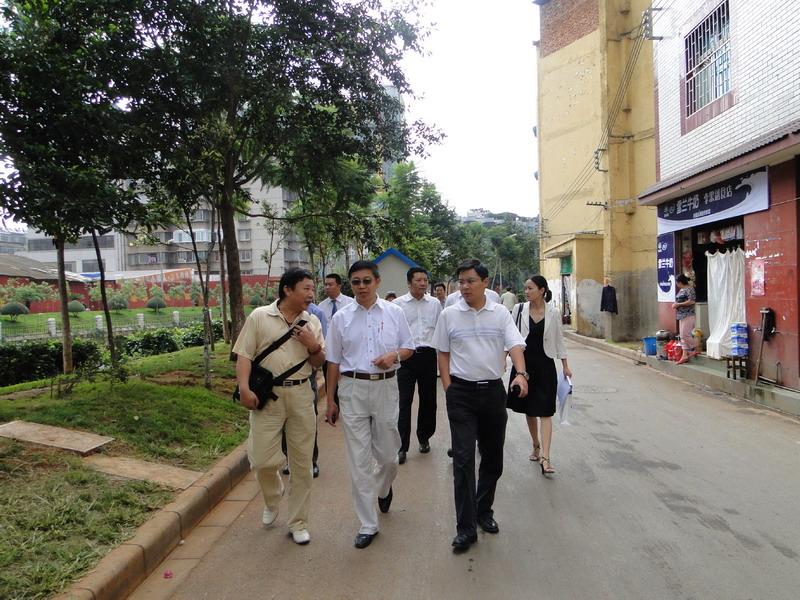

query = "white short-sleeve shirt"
444;288;501;308
392;292;442;349
325;297;415;373
432;298;525;381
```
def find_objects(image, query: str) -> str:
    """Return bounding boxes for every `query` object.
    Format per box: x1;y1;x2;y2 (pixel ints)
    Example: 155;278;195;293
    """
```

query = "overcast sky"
402;1;541;218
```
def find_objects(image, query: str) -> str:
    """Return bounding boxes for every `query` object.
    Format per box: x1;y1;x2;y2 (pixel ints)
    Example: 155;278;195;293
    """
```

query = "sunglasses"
350;277;374;287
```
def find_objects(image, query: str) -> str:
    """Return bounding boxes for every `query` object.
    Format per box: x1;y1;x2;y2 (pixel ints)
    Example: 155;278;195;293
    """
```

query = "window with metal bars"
684;0;730;117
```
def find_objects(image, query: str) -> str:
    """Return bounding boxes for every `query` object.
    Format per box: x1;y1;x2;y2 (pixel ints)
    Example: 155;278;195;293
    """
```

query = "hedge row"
0;321;224;387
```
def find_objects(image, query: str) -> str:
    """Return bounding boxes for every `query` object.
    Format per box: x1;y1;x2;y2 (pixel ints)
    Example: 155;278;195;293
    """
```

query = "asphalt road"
149;340;800;600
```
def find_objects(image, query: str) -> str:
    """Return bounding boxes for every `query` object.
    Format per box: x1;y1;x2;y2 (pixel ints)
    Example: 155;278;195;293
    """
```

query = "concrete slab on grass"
83;455;202;489
0;420;113;455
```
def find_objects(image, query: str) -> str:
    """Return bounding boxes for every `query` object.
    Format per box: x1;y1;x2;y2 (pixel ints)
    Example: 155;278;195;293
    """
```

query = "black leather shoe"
451;532;478;552
477;515;499;534
398;451;407;465
419;442;430;454
446;448;453;458
354;532;378;549
281;463;290;475
378;487;393;513
312;464;319;478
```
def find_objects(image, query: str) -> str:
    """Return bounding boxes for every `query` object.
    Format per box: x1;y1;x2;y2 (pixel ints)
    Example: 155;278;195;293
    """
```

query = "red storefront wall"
743;158;799;389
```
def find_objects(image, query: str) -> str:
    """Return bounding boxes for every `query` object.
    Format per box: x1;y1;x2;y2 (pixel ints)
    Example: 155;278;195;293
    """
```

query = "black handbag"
232;319;308;409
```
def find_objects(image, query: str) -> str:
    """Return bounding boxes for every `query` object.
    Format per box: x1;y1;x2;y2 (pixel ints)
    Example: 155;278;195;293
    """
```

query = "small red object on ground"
163;570;174;579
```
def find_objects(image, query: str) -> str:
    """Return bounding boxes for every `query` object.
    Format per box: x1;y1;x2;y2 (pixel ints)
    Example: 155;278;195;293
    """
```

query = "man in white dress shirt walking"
325;260;415;549
433;259;529;553
318;273;353;408
393;267;442;464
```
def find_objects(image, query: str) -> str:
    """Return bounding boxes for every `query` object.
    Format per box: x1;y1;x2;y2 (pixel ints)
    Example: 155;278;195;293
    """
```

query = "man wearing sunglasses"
432;259;528;553
325;260;415;549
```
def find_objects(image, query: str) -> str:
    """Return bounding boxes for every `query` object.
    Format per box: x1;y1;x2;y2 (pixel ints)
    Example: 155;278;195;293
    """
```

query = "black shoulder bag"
232;320;308;410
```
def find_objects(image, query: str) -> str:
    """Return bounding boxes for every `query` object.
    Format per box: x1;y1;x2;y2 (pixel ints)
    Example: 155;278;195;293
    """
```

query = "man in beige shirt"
233;268;326;545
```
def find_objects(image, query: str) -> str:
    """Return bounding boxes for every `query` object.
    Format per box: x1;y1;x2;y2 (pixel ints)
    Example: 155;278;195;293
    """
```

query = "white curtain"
705;248;746;359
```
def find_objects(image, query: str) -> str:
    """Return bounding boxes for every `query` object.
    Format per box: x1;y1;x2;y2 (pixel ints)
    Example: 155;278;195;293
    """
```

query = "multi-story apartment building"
0;229;25;255
638;0;800;390
16;230;127;274
20;181;309;279
535;0;658;340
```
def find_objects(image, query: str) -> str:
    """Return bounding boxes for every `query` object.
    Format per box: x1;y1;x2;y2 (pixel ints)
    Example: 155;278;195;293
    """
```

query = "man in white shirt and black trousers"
432;259;529;553
393;266;442;464
325;260;415;549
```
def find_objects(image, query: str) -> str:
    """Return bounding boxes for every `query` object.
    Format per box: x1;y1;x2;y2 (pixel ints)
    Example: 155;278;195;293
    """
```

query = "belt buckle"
369;373;380;381
477;381;489;388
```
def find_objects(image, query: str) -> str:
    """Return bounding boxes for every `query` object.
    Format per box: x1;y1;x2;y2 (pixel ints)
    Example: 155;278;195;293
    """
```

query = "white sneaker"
291;529;311;545
262;507;278;527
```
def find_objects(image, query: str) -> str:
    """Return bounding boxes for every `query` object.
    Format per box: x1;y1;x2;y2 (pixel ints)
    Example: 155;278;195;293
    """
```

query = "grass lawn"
0;439;174;600
0;306;217;336
0;344;249;598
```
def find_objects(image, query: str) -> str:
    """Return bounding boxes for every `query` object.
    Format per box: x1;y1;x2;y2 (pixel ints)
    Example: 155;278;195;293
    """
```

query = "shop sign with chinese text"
657;168;768;234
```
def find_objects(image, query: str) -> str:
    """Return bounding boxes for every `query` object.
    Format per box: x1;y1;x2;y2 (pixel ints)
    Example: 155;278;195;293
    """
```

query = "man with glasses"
393;267;442;464
444;282;501;308
325;260;414;549
432;259;529;553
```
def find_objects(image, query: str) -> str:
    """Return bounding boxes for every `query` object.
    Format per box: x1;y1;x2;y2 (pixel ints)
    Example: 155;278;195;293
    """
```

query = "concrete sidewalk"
123;340;800;600
564;330;800;418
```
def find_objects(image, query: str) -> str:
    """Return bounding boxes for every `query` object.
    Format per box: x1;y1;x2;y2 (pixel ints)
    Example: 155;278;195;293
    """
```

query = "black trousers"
398;347;438;452
446;378;508;536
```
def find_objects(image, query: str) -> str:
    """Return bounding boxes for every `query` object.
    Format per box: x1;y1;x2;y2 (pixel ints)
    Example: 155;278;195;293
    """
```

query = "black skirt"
507;316;557;417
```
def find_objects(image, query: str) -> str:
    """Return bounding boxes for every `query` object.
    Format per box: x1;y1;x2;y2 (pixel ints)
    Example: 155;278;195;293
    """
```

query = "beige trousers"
248;382;316;532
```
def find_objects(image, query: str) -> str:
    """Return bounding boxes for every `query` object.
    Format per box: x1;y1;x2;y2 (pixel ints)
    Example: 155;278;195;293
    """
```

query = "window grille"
685;0;730;117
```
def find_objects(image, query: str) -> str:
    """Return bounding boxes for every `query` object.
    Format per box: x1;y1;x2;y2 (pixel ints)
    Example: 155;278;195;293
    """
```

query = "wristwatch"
517;371;530;381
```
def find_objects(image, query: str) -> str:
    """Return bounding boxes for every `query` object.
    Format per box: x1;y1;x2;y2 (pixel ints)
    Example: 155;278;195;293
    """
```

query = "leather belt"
414;346;435;353
341;371;397;381
449;375;502;389
277;376;311;387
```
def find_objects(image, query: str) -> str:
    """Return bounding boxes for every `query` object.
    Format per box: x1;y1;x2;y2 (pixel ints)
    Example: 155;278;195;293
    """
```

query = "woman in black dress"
508;276;572;474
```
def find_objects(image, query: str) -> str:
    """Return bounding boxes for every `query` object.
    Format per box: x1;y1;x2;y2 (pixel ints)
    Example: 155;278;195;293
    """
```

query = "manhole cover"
573;385;618;394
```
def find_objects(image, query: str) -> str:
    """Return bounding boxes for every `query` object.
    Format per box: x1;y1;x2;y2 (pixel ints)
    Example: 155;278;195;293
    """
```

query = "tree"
1;301;28;320
0;0;157;373
146;297;167;313
3;280;56;306
131;0;437;344
67;300;85;317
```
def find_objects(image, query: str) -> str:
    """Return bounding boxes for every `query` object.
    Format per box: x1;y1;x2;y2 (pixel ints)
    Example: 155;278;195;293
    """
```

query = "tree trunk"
220;194;244;345
216;208;230;344
185;211;213;389
91;230;118;368
55;237;73;374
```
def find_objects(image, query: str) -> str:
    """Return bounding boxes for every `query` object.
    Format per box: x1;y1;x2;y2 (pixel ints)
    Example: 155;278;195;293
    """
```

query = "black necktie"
331;299;337;316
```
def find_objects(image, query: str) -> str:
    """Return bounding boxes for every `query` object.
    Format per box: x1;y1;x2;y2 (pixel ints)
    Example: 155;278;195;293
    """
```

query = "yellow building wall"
537;0;658;340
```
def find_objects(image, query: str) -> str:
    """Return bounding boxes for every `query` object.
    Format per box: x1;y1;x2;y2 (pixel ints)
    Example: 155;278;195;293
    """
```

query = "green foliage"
148;285;165;299
0;302;29;321
167;284;185;301
145;297;167;313
178;320;223;347
250;294;264;307
108;294;128;312
123;329;182;357
0;339;102;387
0;280;56;305
67;300;85;316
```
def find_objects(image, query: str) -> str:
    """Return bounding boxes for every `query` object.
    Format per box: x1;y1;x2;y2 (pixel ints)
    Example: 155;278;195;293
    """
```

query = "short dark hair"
433;282;446;291
676;274;690;285
406;267;429;282
455;259;489;280
348;260;380;279
505;285;512;291
279;268;314;300
324;273;343;286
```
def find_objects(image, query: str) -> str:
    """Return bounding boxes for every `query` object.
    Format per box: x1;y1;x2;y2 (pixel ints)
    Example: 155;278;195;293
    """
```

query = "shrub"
1;301;29;321
178;320;223;347
109;295;128;312
146;297;167;313
123;328;181;357
250;295;264;307
67;300;86;316
0;338;102;386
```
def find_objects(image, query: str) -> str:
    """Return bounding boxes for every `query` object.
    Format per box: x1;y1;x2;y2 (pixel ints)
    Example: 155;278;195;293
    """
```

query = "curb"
52;443;250;600
564;331;644;362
